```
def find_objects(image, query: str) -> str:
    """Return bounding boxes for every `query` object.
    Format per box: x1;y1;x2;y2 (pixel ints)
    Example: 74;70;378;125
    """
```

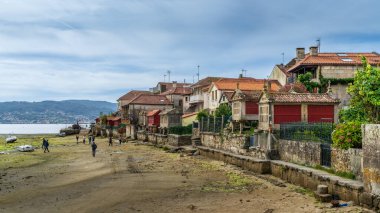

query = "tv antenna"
197;65;200;81
316;38;321;52
167;70;171;82
241;69;247;77
164;74;166;82
281;52;285;64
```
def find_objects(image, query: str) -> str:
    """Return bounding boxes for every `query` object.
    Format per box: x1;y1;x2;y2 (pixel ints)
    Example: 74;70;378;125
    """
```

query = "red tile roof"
106;116;121;121
117;90;152;101
287;52;380;72
191;77;223;88
129;94;172;105
182;112;197;118
147;109;161;117
160;87;192;95
279;83;308;93
268;93;340;104
213;79;281;91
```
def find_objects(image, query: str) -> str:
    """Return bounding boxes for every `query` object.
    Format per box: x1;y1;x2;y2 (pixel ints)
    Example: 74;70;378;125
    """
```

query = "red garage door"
308;105;334;123
274;105;301;124
246;102;258;114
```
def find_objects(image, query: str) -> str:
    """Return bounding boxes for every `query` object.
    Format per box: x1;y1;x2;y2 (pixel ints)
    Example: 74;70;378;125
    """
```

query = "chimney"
310;46;318;56
296;48;305;60
238;73;243;78
173;81;177;88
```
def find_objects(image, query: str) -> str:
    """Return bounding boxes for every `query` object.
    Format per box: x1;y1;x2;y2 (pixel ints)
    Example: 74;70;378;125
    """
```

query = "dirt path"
0;136;368;213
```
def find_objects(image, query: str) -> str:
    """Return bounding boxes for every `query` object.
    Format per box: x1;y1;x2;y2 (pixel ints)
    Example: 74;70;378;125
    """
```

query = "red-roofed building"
269;47;380;108
258;87;340;131
147;110;161;133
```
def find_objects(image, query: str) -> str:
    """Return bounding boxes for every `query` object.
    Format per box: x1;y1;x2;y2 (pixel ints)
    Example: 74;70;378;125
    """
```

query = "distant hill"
0;100;117;124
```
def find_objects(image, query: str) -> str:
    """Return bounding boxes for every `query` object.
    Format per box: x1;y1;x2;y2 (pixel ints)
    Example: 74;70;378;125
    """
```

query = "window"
337;53;348;56
185;97;188;102
341;58;353;62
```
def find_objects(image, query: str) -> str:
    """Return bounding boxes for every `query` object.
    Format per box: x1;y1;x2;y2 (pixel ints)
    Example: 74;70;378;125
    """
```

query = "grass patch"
314;165;356;180
201;171;258;192
0;135;77;151
292;186;314;196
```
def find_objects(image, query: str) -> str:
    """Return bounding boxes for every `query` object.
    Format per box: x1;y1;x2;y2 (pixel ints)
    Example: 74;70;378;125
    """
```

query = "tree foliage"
297;72;320;93
196;109;210;121
214;103;232;118
332;121;362;149
341;56;380;123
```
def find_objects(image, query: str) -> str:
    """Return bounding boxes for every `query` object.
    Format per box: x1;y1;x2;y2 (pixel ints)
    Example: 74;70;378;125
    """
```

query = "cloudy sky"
0;0;379;102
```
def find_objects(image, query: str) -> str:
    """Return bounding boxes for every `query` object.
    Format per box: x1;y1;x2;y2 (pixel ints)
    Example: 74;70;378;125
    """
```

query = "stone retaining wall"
331;148;363;180
147;133;157;144
278;140;321;166
167;134;191;146
137;131;148;141
197;145;380;211
156;134;168;146
363;124;380;195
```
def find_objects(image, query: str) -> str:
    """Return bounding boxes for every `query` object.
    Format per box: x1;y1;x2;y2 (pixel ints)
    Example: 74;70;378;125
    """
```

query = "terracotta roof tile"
117;90;152;101
147;109;161;117
129;94;172;105
287;52;380;72
213;79;281;91
161;87;192;95
279;83;309;93
269;93;340;103
191;77;223;88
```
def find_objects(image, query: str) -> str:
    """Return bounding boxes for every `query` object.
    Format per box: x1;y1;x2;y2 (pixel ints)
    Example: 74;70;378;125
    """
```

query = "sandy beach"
0;135;368;213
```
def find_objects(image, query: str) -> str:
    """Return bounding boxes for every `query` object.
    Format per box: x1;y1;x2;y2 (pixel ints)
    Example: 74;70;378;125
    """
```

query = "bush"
332;121;362;149
168;124;192;135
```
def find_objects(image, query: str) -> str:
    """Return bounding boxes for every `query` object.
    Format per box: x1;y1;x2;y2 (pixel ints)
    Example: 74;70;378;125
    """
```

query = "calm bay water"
0;124;73;134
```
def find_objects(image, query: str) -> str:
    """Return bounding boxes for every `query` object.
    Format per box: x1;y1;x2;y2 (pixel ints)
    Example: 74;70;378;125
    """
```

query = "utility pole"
197;65;200;81
167;70;171;82
317;38;321;53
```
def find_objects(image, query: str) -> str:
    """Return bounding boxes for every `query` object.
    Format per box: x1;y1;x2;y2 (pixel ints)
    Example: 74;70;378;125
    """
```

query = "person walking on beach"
108;136;113;146
42;138;50;153
88;135;92;145
76;135;79;144
91;142;97;157
119;136;122;145
83;135;86;144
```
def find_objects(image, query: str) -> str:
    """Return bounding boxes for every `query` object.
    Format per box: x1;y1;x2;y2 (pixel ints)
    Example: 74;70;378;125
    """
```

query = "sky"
0;0;379;102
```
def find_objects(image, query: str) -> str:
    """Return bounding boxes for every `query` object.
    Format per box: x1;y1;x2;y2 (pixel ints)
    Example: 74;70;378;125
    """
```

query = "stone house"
258;87;340;131
117;90;152;117
150;81;191;94
269;47;380;108
124;94;173;139
159;108;182;134
187;77;222;113
208;78;281;115
161;85;192;111
147;109;161;133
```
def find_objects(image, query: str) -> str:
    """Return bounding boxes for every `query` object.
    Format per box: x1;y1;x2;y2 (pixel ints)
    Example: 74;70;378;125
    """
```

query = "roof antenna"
197;65;200;81
281;52;285;64
241;69;247;77
164;74;166;82
167;70;171;82
316;38;321;53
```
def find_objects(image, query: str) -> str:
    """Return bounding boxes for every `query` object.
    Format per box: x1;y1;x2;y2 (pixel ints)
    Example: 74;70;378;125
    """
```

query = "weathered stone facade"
278;140;321;166
363;124;380;195
147;133;157;145
167;134;191;146
331;148;363;180
155;134;168;146
137;131;148;141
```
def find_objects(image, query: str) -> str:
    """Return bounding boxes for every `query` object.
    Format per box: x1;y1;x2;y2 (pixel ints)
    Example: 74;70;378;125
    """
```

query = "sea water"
0;124;75;134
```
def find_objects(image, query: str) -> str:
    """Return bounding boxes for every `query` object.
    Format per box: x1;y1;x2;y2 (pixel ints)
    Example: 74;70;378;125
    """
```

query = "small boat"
17;145;34;152
6;136;17;143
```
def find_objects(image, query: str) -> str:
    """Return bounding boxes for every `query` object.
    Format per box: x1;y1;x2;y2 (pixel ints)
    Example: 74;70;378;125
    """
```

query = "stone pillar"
363;124;380;194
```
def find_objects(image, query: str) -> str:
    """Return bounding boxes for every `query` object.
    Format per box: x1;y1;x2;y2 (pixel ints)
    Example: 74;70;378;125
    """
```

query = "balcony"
189;94;204;104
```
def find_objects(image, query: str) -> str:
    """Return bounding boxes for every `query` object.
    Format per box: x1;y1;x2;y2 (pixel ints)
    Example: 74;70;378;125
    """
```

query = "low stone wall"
137;131;147;141
271;160;364;205
197;146;380;210
278;140;321;166
156;134;168;146
363;124;380;195
201;132;247;155
197;146;271;174
332;148;363;180
147;133;157;144
167;134;192;146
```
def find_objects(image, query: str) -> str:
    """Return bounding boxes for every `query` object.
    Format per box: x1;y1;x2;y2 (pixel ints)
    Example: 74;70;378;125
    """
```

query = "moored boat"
17;145;34;152
6;136;17;143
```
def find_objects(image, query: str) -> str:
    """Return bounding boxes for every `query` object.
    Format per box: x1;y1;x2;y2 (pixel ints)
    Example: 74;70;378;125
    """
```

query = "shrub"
332;121;362;149
168;124;192;135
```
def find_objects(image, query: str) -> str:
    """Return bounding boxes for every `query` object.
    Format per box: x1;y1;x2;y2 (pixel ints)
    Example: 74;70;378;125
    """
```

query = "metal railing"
279;122;333;143
200;116;229;133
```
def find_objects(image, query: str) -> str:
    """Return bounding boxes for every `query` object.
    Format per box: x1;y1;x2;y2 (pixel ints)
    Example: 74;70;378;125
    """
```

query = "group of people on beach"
76;134;97;157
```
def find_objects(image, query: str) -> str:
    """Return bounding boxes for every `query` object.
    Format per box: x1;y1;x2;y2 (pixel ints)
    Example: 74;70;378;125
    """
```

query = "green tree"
297;72;320;93
196;109;210;121
214;103;232;118
341;56;380;123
